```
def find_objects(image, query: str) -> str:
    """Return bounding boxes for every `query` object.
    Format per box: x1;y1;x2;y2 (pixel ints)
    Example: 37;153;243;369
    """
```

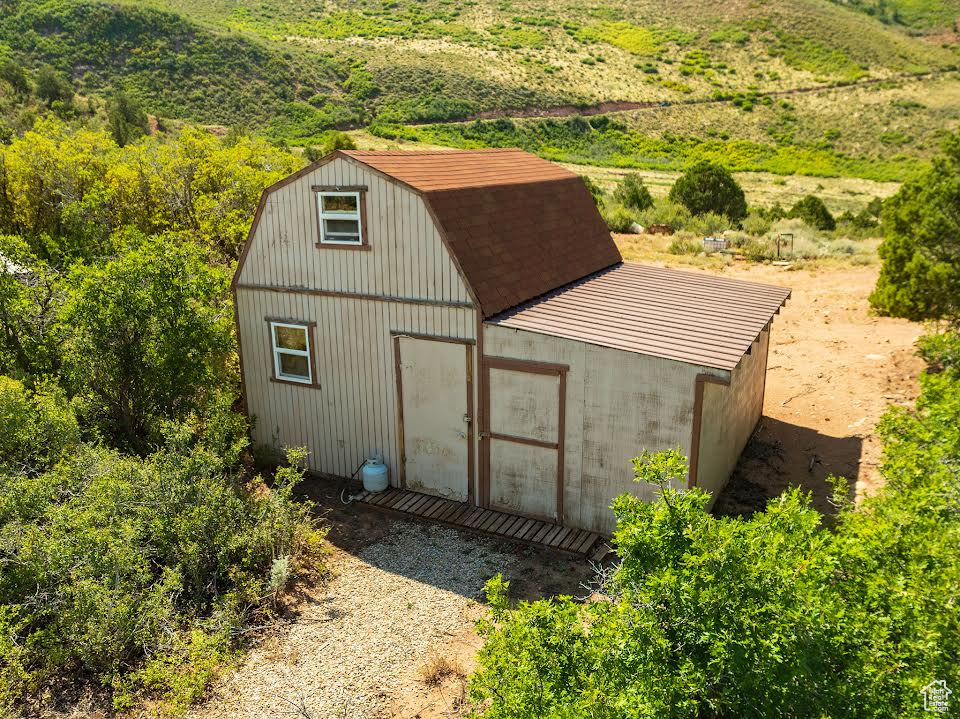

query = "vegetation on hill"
372;115;925;182
472;332;960;717
0;0;958;158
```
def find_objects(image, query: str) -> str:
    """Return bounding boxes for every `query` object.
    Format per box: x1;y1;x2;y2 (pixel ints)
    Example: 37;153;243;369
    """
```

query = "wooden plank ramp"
355;488;603;558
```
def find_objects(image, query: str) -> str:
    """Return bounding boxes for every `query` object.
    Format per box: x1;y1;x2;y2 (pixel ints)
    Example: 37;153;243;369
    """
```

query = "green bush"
788;194;836;230
603;205;636;233
667;236;702;254
106;91;147;147
742;211;772;235
0;419;324;713
0;376;79;473
580;174;605;207
612;173;653;211
637;198;692;232
871;132;960;322
471;340;960;718
668;160;747;222
687;211;729;236
61;235;234;452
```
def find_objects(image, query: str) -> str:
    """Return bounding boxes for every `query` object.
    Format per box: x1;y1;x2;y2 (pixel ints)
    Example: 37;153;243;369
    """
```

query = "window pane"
275;325;307;351
322;194;358;213
279;353;310;379
324;218;361;236
322;219;361;244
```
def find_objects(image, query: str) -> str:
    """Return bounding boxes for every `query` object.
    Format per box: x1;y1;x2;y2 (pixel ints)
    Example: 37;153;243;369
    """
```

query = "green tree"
60;235;234;451
322;131;357;155
0;59;29;96
789;194;836;230
871;133;960;321
106;91;148;147
613;173;653;211
668;160;747;222
33;65;74;109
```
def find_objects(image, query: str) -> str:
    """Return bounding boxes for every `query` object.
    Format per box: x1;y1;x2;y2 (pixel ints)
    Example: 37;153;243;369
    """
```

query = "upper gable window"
315;189;366;248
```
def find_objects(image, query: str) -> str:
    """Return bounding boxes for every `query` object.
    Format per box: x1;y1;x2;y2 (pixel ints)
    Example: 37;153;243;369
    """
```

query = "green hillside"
0;0;958;180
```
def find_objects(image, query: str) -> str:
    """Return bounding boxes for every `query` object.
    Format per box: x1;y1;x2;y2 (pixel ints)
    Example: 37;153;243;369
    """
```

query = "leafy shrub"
0;376;79;473
603;205;636;233
871;132;960;322
0;419;324;713
668;160;747;222
612;173;653;211
668;236;702;254
33;65;73;108
637;198;692;232
106;91;147;148
742;211;772;235
322;130;357;154
687;211;729;236
580;174;605;207
472;353;960;717
788;194;836;230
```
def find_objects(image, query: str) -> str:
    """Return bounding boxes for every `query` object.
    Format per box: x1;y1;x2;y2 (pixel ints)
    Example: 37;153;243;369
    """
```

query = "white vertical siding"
238;288;475;482
237;157;471;305
483;324;728;534
697;328;770;505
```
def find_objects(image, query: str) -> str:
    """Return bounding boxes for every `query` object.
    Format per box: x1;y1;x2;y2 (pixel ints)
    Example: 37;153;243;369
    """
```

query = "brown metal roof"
488;263;791;371
342;149;576;191
343;149;621;318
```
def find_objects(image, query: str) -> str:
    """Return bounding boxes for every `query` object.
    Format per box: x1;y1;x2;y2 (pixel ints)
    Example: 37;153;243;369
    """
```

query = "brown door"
481;358;567;522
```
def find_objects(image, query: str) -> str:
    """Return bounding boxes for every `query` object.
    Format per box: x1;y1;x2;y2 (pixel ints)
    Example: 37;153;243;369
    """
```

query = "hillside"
1;0;958;179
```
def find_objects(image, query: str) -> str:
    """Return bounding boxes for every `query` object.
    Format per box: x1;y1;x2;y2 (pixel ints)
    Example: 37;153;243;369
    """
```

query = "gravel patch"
188;520;515;719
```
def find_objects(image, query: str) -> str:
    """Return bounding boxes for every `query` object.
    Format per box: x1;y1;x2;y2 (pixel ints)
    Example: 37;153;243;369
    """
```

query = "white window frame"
317;191;363;246
270;321;313;385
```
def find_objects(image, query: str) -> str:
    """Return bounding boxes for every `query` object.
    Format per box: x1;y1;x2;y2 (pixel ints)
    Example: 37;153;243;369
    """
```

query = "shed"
233;149;790;534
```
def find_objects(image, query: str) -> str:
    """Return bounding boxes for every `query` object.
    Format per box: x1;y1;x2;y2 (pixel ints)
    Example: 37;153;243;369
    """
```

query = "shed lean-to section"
234;149;790;535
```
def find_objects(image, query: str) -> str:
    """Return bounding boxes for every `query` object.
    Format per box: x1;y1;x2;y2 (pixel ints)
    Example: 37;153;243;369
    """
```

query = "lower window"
270;321;314;384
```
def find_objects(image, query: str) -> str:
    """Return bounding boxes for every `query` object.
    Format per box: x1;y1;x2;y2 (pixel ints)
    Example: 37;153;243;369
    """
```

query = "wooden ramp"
355;488;606;559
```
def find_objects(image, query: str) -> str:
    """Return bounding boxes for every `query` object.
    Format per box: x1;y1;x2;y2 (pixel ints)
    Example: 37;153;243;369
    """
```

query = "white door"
484;361;564;521
398;336;471;501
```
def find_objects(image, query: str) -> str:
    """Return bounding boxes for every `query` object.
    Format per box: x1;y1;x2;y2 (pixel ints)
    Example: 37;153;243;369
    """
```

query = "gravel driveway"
188;520;515;719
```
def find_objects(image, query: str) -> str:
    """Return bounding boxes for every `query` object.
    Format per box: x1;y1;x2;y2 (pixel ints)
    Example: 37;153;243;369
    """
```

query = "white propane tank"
360;453;389;493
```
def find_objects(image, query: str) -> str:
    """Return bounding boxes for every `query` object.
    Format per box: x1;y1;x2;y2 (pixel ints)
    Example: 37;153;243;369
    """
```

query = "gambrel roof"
341;149;622;317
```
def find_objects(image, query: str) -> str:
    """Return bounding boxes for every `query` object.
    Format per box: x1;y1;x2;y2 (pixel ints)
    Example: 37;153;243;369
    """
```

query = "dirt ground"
251;479;596;719
614;238;926;515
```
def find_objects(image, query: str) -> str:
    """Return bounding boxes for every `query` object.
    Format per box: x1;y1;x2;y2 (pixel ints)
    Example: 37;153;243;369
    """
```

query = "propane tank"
360;453;389;493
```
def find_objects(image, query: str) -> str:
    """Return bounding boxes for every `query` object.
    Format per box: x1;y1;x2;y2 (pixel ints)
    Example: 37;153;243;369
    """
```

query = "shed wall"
236;156;472;305
483;325;725;534
696;328;770;505
237;287;476;481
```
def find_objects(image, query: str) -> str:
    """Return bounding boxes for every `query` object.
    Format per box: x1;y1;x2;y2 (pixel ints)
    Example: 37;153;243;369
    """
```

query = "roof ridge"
421;174;582;194
343;148;524;156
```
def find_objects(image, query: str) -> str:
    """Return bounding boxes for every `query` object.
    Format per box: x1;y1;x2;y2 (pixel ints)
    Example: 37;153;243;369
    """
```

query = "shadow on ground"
296;474;595;603
712;416;861;518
